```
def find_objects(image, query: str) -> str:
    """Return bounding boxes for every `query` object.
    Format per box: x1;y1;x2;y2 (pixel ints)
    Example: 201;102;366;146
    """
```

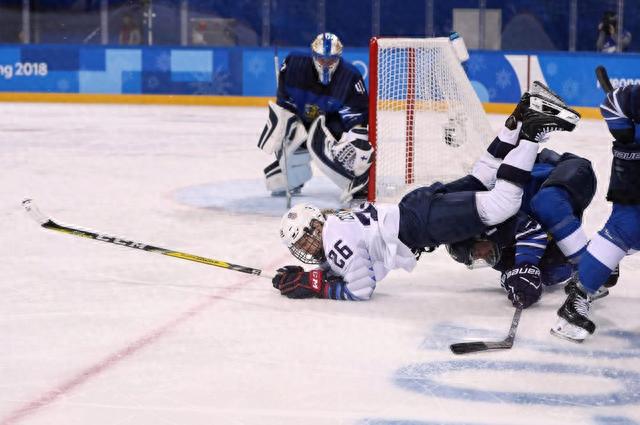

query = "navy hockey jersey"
277;53;368;136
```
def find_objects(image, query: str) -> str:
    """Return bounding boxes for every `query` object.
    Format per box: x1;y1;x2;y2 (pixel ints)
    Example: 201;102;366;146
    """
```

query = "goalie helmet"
311;32;343;85
280;203;326;264
446;238;500;269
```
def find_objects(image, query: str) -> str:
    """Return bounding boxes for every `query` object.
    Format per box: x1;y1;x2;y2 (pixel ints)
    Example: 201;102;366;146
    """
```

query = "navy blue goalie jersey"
276;53;368;136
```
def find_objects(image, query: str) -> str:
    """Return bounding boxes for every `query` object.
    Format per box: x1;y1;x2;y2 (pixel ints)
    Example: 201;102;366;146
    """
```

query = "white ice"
1;102;640;425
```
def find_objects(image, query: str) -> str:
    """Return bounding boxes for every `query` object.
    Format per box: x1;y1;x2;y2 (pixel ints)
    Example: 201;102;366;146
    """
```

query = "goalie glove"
331;126;374;177
500;264;542;309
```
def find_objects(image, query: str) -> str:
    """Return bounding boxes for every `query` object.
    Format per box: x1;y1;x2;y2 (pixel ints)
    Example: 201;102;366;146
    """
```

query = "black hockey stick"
595;65;614;94
22;199;274;280
449;307;522;355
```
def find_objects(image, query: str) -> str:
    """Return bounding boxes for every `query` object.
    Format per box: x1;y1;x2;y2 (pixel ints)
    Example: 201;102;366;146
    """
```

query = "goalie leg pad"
264;148;312;194
258;101;306;155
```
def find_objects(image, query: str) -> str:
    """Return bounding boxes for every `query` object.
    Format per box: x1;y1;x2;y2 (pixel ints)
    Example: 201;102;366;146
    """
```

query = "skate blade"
550;318;589;343
590;287;609;302
529;96;581;125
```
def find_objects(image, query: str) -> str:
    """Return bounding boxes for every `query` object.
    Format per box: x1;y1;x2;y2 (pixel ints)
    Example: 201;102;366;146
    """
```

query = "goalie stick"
22;199;274;280
274;46;292;209
449;307;522;355
595;65;614;94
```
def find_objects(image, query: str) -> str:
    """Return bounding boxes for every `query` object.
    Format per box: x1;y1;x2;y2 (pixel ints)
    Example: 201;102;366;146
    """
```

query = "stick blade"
22;199;50;225
450;342;490;355
450;340;513;355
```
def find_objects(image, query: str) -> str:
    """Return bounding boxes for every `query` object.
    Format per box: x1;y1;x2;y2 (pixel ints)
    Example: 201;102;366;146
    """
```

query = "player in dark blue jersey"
257;33;373;202
446;149;616;309
551;83;640;342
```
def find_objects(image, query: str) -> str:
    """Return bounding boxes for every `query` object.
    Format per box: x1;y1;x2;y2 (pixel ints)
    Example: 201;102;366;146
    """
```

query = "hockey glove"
500;264;542;308
272;266;326;299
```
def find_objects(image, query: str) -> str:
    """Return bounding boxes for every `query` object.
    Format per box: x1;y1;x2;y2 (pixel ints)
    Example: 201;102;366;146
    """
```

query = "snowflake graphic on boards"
562;79;579;100
496;69;512;89
466;55;486;75
247;57;266;78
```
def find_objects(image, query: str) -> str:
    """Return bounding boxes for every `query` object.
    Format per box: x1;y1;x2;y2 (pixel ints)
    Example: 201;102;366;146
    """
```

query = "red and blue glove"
272;266;327;299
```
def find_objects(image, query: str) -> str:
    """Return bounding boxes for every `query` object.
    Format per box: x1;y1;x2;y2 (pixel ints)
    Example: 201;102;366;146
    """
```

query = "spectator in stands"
597;11;631;53
118;14;142;45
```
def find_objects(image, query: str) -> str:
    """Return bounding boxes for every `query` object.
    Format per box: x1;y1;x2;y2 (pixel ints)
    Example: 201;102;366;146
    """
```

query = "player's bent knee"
530;187;573;224
541;156;596;212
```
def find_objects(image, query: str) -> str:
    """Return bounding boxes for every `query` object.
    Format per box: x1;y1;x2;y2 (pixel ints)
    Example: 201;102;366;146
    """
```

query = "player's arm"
338;73;369;131
513;217;549;266
600;84;640;144
275;56;297;114
500;217;547;308
271;253;375;301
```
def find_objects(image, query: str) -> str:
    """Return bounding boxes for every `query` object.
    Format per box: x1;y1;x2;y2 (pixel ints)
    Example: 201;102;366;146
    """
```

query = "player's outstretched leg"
551;277;595;342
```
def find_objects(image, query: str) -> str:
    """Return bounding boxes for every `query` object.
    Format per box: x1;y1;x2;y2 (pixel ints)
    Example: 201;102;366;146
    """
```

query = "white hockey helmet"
280;203;326;264
311;32;343;85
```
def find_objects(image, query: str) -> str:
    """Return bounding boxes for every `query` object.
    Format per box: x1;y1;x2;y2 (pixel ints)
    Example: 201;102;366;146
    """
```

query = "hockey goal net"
367;37;494;202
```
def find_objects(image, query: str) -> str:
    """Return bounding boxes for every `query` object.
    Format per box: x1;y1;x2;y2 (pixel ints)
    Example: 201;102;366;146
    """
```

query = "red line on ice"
1;265;280;425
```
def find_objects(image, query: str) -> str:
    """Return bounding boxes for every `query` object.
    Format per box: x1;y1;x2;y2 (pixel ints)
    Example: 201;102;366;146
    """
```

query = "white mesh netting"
371;37;494;202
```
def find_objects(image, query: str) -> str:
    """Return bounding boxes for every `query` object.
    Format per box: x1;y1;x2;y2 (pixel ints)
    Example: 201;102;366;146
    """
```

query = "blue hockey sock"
579;232;627;293
578;250;613;293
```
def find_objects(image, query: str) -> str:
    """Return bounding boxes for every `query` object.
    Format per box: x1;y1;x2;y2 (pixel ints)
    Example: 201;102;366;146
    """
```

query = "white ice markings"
394;360;640;406
389;322;640;408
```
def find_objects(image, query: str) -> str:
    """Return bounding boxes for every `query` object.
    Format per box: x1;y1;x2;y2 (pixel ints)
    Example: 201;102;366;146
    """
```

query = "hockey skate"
519;87;581;143
530;81;567;105
564;278;609;301
504;92;530;130
551;279;595;343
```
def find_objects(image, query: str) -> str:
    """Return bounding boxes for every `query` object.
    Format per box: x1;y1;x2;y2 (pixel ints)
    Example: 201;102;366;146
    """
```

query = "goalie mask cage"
367;37;494;202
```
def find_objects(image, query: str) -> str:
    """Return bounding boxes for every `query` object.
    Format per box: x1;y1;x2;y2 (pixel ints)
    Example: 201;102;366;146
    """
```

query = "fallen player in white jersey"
271;86;582;300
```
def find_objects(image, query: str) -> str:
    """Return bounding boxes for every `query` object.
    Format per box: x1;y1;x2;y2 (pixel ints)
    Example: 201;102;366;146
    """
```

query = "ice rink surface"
2;102;640;425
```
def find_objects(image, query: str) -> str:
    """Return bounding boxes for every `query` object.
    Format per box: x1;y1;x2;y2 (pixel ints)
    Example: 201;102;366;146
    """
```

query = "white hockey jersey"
321;203;417;300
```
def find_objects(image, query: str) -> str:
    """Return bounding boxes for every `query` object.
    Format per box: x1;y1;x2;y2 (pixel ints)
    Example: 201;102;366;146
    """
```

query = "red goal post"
367;37;493;203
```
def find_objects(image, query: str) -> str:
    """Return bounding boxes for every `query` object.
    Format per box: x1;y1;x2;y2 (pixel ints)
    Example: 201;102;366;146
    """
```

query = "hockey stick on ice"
22;199;274;280
449;307;522;355
595;65;614;94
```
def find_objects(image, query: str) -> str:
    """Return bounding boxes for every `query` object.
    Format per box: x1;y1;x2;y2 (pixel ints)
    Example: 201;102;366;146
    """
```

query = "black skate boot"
564;277;609;301
505;92;530;130
520;93;581;142
551;280;595;343
504;81;569;130
604;265;619;288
